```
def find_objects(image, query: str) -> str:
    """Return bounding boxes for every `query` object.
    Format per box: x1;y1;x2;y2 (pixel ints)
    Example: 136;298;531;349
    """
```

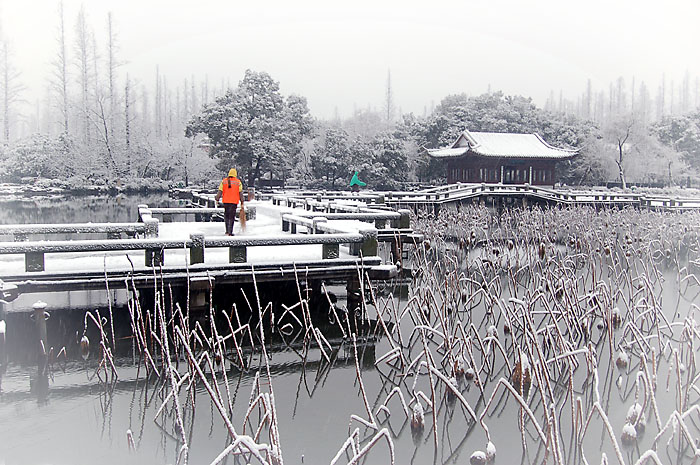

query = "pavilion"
426;130;577;186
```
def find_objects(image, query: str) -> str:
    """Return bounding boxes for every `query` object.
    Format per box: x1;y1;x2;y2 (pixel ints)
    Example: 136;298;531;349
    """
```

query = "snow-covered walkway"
0;200;381;276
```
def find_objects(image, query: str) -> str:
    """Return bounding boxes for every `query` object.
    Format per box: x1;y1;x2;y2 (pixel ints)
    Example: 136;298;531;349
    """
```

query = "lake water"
1;194;700;465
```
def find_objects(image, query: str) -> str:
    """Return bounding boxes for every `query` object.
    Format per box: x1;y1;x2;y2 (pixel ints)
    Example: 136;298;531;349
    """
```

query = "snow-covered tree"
0;41;25;143
310;127;350;189
185;70;313;186
369;131;408;189
74;5;92;144
651;112;700;169
50;1;70;134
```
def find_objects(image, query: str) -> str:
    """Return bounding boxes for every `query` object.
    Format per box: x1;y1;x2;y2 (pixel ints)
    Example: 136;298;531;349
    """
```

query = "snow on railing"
271;191;385;208
0;231;371;273
138;205;257;223
280;213;378;257
0;222;148;241
377;182;700;211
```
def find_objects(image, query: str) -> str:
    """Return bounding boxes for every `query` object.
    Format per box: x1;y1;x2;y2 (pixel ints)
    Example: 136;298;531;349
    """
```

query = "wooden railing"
138;204;256;223
380;183;700;211
0;222;149;241
0;231;373;273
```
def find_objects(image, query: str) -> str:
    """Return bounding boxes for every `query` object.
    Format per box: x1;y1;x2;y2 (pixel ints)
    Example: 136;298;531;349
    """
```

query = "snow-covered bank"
0;178;173;199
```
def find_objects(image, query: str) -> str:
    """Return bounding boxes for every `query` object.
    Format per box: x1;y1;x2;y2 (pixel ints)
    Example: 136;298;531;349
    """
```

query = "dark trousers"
224;203;238;235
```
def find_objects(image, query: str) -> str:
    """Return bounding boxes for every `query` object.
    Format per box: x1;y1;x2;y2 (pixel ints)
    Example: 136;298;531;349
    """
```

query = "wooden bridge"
377;182;700;211
241;183;700;212
0;190;422;300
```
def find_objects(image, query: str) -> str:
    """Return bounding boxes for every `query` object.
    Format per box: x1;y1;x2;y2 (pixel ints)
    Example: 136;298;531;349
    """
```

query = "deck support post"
350;228;378;257
145;248;164;267
346;275;362;319
391;209;411;229
137;205;149;222
229;246;247;263
322;243;339;259
312;217;327;234
26;252;45;272
32;300;49;383
190;233;204;265
144;218;159;238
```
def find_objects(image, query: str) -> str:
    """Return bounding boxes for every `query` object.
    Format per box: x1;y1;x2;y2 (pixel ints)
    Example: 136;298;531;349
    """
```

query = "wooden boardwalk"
246;183;700;212
0;192;420;298
378;183;700;211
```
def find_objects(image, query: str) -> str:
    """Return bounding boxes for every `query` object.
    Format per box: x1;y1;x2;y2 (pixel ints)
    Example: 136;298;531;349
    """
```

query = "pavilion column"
529;166;533;184
500;166;504;184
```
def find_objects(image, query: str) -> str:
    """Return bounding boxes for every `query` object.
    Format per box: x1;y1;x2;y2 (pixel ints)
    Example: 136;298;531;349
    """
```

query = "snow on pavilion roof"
426;130;578;160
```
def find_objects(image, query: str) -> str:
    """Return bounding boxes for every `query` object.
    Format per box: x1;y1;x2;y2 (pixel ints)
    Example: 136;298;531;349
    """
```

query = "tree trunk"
617;133;629;190
251;157;262;187
76;6;90;144
124;75;131;174
57;1;69;133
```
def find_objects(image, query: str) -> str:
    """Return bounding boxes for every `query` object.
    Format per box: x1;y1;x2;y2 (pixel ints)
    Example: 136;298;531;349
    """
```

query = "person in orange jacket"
215;168;245;235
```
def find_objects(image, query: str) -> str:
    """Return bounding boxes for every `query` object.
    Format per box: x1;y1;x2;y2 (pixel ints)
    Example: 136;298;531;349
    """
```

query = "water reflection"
0;192;174;224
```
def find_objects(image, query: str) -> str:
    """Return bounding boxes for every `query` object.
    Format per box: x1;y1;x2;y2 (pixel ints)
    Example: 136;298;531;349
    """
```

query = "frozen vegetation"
4;203;698;464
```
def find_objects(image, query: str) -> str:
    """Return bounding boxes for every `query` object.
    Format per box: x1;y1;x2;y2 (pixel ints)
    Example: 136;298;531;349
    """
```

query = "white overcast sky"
0;0;698;118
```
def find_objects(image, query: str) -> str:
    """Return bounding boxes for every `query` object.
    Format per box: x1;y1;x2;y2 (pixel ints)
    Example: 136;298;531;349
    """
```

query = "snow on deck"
0;200;374;275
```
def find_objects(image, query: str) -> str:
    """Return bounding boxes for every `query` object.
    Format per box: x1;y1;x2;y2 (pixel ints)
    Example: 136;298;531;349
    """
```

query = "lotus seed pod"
611;307;621;329
470;450;487;465
411;403;425;432
485;441;496;462
80;334;90;360
621;422;637;445
512;353;531;397
626;403;642;424
446;376;458;402
465;367;475;381
486;325;498;339
616;350;629;370
454;359;465;378
635;412;646;433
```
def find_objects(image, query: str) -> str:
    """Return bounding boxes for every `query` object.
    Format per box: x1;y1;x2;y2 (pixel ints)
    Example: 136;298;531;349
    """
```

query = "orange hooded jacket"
218;169;243;204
